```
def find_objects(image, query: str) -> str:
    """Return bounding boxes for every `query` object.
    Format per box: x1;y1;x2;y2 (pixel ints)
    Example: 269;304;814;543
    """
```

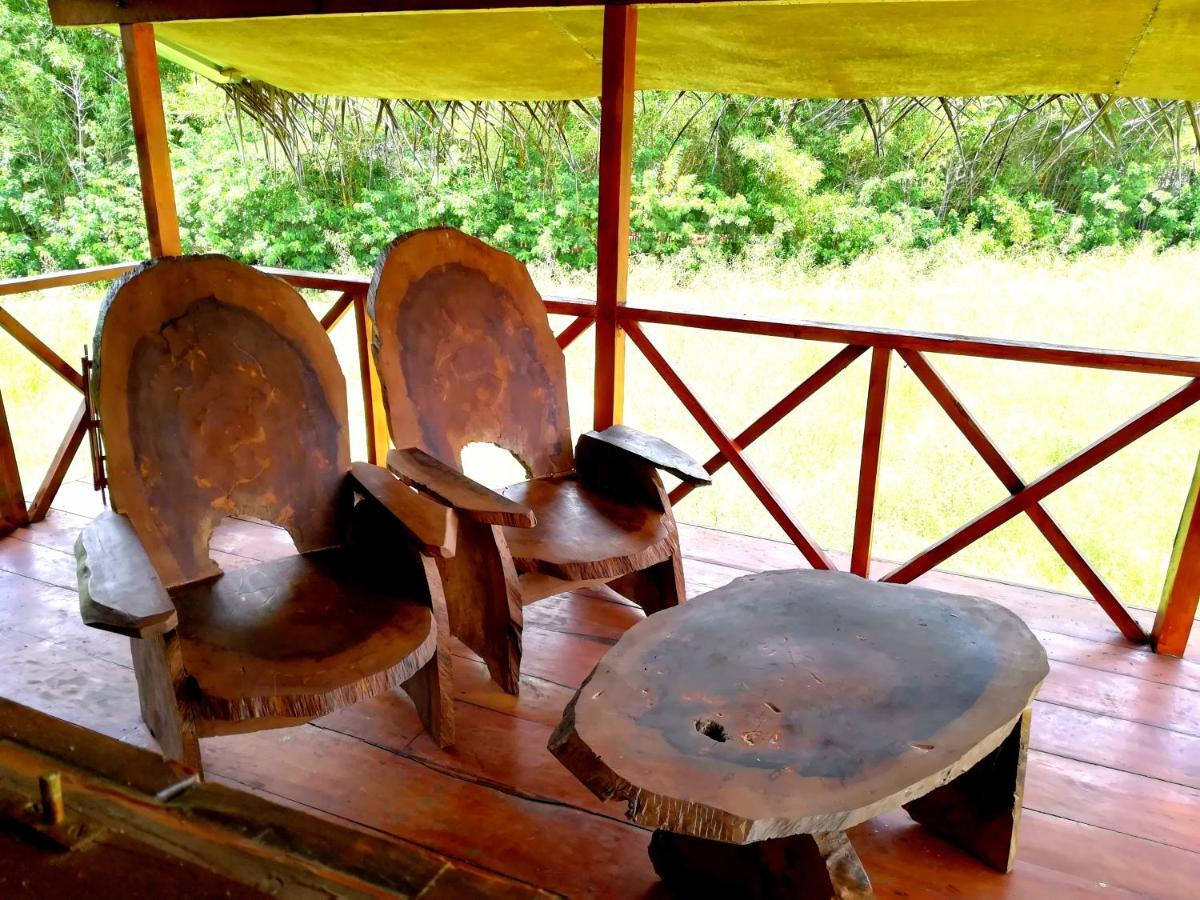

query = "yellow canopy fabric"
135;1;1200;100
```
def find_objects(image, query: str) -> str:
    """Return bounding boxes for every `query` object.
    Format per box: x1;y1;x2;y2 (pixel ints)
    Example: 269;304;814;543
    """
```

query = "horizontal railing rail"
1;264;1197;654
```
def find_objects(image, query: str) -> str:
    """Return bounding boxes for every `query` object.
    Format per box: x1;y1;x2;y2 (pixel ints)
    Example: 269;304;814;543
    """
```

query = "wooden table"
549;569;1049;898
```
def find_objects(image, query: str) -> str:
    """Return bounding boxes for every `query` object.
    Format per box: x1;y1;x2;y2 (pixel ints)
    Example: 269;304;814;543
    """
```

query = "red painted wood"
901;349;1146;643
554;316;593;350
625;322;835;569
669;344;866;506
851;347;890;577
593;4;637;431
884;379;1200;586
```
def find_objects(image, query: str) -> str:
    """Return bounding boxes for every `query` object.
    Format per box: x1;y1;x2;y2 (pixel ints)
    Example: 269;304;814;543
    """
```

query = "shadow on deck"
1;479;1198;898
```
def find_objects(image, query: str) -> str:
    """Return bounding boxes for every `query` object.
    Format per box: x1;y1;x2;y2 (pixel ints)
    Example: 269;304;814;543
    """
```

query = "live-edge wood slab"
550;569;1049;896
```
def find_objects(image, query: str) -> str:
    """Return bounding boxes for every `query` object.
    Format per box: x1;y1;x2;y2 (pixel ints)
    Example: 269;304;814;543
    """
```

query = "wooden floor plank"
1040;659;1200;736
202;726;660;899
1025;749;1200;853
4;500;1200;896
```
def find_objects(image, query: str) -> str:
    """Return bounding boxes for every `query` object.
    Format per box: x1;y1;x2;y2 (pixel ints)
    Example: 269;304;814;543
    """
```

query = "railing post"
121;23;182;257
851;348;891;577
0;386;28;536
353;293;390;465
593;4;637;430
1153;451;1200;656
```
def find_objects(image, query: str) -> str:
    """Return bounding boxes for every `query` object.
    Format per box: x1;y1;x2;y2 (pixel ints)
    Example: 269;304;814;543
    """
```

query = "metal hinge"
81;348;108;506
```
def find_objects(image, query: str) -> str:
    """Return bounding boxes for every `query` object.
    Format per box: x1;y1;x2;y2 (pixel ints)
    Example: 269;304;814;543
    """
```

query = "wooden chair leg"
903;706;1032;873
436;520;523;695
403;556;455;747
608;549;686;616
130;631;202;775
648;828;873;899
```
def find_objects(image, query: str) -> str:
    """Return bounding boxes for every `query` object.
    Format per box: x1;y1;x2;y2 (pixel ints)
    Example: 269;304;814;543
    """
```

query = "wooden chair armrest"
76;511;178;639
349;463;458;558
386;448;536;528
577;425;711;486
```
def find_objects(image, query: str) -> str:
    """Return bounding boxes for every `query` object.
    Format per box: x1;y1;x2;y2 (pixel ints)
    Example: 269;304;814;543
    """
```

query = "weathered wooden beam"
593;4;636;430
122;23;181;257
851;347;890;577
0;387;27;536
1153;451;1200;657
50;0;742;27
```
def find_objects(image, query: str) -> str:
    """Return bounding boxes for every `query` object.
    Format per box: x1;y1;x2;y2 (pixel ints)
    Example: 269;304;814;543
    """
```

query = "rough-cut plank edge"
76;510;177;638
578;425;711;485
550;666;1040;844
508;519;678;584
388;447;536;528
195;621;439;729
549;667;1036;844
349;462;457;558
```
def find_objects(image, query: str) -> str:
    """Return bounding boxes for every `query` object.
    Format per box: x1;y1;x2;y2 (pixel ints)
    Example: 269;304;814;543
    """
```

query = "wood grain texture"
550;570;1048;843
76;510;178;638
368;227;572;478
388;447;535;527
905;706;1032;873
436;517;524;695
502;475;674;582
171;548;437;728
578;424;710;485
349;460;457;558
95;256;349;588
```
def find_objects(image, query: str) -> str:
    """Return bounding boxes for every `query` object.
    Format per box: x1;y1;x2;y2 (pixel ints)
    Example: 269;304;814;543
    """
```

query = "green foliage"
2;5;1200;277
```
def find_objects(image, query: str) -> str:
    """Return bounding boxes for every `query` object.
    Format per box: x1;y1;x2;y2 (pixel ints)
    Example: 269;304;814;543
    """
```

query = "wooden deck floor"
2;478;1199;898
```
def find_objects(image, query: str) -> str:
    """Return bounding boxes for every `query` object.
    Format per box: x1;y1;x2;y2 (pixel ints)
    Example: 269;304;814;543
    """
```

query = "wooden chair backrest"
95;256;350;588
368;228;572;479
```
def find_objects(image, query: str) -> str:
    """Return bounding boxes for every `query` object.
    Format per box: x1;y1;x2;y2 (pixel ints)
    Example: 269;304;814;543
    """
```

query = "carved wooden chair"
368;228;711;694
75;256;456;774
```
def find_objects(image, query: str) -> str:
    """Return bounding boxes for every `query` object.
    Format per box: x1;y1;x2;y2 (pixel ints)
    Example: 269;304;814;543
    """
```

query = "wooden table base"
648;829;872;899
646;709;1032;899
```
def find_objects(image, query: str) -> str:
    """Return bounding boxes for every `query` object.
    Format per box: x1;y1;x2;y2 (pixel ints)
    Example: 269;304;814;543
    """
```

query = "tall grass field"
2;237;1197;611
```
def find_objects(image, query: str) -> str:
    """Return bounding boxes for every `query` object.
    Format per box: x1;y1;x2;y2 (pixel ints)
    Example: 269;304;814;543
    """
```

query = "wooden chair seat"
501;475;674;583
169;548;437;730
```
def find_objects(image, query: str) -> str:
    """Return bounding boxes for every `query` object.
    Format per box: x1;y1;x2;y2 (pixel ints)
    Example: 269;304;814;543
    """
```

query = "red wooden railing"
1;264;1198;656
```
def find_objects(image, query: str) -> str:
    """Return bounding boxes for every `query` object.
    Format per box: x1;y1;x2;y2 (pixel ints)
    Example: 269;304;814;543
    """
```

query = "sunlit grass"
2;237;1197;610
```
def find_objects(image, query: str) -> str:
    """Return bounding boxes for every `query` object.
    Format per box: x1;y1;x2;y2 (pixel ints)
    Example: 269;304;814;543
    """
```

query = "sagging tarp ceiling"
58;1;1200;101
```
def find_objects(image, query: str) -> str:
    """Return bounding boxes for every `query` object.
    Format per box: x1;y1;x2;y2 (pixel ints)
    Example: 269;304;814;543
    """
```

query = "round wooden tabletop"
549;569;1048;844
